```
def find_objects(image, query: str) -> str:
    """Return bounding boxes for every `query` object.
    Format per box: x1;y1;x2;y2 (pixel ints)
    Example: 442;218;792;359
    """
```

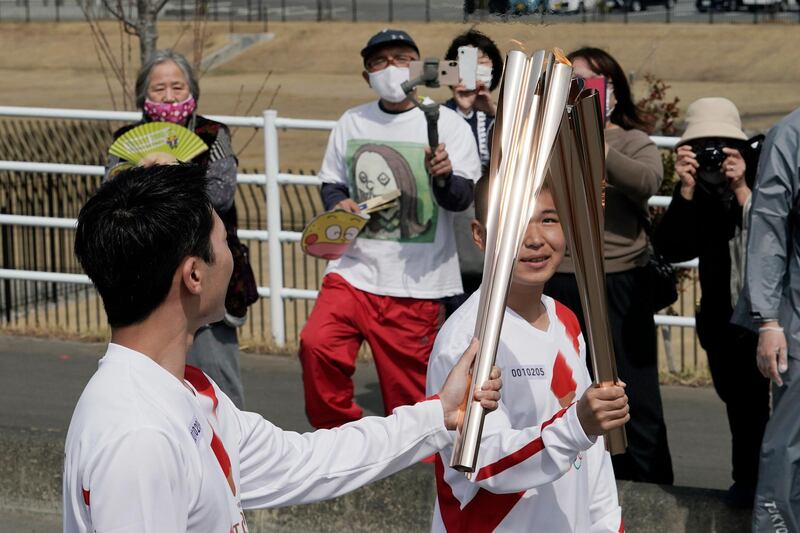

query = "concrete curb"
0;427;752;532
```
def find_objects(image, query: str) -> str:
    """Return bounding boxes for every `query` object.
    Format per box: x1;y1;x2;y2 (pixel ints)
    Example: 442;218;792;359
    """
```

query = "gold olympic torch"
450;49;574;473
549;84;627;454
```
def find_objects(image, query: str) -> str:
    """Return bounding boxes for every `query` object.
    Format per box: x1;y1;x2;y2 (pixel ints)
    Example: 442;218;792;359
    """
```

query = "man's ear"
362;70;371;87
471;220;486;252
181;256;203;295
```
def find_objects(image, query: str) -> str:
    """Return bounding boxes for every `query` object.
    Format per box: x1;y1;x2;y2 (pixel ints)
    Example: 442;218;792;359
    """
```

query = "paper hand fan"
109;123;208;164
301;210;370;260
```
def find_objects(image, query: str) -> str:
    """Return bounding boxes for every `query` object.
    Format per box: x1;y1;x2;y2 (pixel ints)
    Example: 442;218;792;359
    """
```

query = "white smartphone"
458;46;478;90
409;60;460;86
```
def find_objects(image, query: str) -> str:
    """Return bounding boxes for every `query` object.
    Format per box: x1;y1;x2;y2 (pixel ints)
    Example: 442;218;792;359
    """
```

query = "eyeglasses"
366;54;415;72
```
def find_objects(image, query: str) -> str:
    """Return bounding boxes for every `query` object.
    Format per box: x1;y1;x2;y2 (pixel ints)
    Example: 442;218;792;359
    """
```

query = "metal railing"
0;104;691;348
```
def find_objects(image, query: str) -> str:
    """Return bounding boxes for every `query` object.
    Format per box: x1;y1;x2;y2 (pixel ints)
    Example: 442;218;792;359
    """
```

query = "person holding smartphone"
653;97;769;508
543;47;673;486
299;29;482;430
439;30;504;318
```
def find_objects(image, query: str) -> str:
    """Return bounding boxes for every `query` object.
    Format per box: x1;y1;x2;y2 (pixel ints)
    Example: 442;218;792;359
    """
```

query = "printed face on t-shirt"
346;140;436;243
511;189;565;288
356;151;399;199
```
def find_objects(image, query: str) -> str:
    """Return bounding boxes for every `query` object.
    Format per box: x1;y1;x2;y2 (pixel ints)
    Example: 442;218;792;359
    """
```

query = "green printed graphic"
345;139;437;243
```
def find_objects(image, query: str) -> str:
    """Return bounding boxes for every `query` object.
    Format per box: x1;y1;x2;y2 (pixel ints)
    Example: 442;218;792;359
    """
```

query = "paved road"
0;333;733;490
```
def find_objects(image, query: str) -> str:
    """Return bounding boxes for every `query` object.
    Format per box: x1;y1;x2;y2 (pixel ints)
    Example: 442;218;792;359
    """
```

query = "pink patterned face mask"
143;96;196;124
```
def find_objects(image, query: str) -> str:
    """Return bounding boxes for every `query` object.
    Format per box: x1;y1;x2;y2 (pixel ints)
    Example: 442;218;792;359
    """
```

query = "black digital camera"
691;138;734;186
688;136;763;201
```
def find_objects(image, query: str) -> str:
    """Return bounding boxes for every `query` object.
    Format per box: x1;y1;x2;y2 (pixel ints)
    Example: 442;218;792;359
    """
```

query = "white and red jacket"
426;293;624;532
63;343;450;533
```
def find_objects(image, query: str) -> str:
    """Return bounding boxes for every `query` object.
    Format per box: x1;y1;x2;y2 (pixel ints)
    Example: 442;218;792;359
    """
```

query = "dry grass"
2;21;799;170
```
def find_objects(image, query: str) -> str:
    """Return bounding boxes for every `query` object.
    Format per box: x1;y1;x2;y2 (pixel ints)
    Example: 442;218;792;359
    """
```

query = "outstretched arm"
237;340;501;508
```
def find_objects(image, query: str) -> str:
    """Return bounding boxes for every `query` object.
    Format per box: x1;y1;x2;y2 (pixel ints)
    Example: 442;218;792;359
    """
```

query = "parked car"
550;0;675;12
610;0;677;11
464;0;557;14
695;0;796;12
464;0;537;13
695;0;738;10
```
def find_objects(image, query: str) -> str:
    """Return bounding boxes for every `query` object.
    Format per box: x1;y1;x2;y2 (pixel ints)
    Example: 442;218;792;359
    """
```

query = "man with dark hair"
64;164;501;533
300;29;482;430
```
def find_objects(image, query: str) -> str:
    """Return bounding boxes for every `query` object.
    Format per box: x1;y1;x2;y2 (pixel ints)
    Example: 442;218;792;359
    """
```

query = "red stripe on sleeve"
184;365;219;415
475;405;572;482
619;516;625;532
82;488;90;506
435;455;525;532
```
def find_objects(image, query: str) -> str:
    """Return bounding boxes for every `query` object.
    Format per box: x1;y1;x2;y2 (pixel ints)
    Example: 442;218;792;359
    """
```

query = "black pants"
442;272;483;318
697;313;770;488
545;268;674;485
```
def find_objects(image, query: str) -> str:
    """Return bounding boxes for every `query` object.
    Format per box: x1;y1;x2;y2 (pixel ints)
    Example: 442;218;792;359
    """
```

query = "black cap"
360;29;419;64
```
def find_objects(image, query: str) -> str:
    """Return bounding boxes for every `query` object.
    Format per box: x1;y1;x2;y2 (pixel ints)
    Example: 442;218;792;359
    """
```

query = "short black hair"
74;164;215;328
445;29;503;91
474;174;491;227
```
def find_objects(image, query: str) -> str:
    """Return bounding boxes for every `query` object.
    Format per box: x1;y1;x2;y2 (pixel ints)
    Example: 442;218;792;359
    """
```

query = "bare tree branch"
237;83;281;156
101;0;137;32
242;70;273;117
170;22;190;50
154;0;171;13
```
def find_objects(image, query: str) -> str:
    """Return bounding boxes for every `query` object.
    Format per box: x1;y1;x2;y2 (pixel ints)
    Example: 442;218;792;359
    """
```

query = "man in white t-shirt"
63;164;501;533
299;29;482;429
427;177;628;532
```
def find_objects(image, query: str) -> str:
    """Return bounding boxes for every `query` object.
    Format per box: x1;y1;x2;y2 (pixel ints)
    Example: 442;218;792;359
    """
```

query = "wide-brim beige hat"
679;97;747;145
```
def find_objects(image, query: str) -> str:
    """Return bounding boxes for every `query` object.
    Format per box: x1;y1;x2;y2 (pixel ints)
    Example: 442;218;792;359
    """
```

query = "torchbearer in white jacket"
427;177;629;533
63;163;502;533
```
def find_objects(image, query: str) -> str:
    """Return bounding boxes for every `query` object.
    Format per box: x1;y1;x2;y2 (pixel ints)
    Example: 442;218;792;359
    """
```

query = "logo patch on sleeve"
509;365;547;379
190;416;202;443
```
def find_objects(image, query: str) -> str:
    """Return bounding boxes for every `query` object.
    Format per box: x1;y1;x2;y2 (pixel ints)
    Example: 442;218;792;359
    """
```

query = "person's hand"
425;144;453;181
438;338;502;431
576;381;630;437
452;84;478;114
473;81;497;117
722;147;750;206
139;151;179;167
757;321;788;386
334;198;361;214
453;81;496;117
675;145;698;200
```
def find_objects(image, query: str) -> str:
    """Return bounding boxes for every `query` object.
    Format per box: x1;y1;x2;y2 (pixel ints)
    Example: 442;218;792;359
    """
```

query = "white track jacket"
426;293;623;532
63;343;450;533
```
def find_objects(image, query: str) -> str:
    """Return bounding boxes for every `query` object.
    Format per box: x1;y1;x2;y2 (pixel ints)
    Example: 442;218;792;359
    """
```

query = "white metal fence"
0;105;693;347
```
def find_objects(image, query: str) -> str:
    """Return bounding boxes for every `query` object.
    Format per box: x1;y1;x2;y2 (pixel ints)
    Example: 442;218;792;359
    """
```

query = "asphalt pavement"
0;333;733;491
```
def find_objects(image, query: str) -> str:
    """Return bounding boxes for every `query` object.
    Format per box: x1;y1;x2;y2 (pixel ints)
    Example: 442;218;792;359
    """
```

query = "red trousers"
299;273;443;429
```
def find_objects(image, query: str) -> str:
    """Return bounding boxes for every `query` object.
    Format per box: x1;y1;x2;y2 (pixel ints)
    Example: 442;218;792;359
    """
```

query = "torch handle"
597;380;628;455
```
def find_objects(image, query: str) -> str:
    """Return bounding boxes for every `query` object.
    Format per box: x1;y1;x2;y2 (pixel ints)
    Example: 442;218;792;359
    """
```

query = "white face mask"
606;86;616;120
476;64;493;86
368;66;410;103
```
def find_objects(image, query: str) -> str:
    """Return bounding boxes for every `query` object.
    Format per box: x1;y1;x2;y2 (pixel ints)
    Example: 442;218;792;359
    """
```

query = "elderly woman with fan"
105;49;256;409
